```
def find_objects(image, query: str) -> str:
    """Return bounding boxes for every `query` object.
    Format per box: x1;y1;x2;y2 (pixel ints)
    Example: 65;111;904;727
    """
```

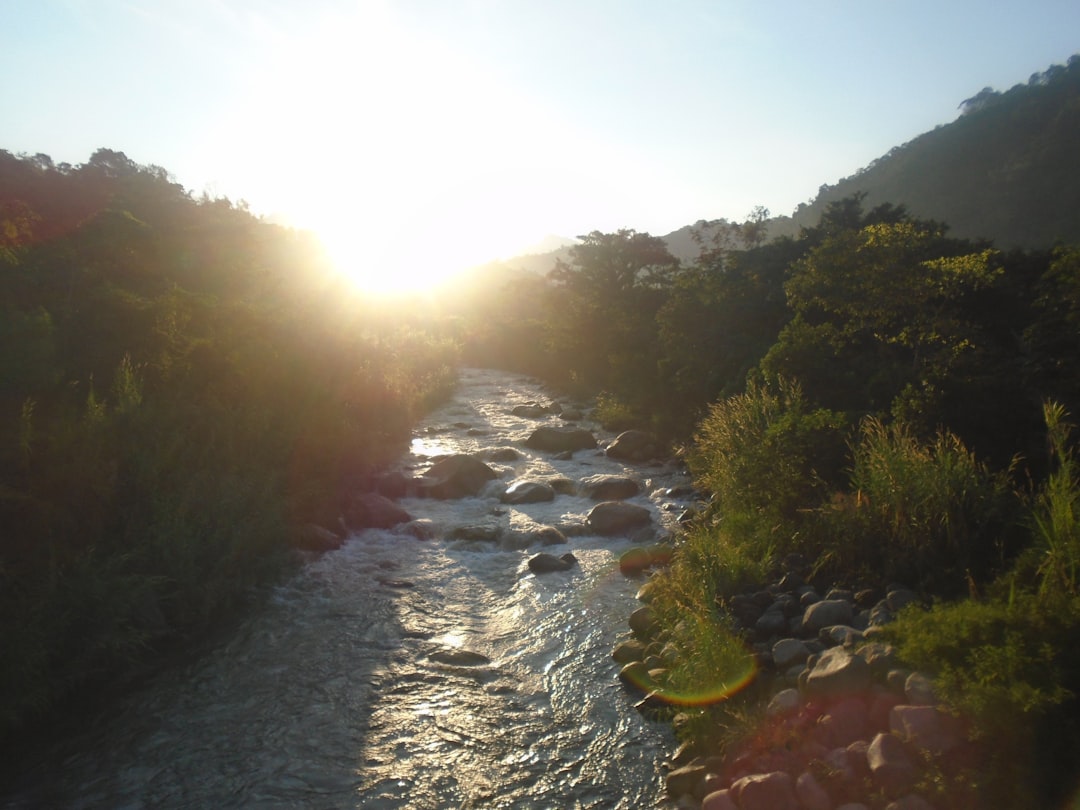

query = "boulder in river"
398;519;438;541
292;523;345;552
449;524;502;543
579;474;641;501
606;430;661;461
528;552;578;574
372;470;413;499
525;426;597;453
417;454;497;499
500;480;556;504
344;493;412;530
618;546;653;576
511;402;551;418
429;649;492;667
503;524;567;550
587;501;652;536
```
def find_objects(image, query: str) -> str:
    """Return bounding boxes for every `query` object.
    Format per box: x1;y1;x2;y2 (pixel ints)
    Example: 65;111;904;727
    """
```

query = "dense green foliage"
0;149;458;740
457;130;1080;803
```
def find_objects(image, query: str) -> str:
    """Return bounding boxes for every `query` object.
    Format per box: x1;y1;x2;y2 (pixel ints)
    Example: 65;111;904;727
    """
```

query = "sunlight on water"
410;436;453;459
4;368;696;810
433;631;465;648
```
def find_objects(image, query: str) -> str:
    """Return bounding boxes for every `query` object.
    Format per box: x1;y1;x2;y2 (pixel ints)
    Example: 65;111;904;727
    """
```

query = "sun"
302;167;573;296
203;4;656;296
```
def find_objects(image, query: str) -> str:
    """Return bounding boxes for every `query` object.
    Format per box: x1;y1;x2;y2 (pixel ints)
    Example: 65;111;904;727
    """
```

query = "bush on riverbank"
648;393;1080;807
0;150;460;744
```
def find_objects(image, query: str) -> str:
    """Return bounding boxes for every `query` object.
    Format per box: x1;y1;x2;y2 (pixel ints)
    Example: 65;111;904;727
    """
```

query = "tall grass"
688;375;847;553
1027;401;1080;598
880;403;1080;809
825;417;1017;592
646;519;763;751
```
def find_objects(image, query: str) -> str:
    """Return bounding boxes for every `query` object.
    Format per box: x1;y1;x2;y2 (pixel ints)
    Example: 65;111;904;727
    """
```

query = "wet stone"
429;649;492;667
500;480;556;504
527;552;577;574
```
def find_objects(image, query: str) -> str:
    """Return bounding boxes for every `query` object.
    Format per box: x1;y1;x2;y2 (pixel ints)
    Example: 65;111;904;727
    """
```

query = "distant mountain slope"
491;56;1080;277
787;56;1080;249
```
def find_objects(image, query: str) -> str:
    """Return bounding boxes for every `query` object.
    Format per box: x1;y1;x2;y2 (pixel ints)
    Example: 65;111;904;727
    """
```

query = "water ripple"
3;368;683;809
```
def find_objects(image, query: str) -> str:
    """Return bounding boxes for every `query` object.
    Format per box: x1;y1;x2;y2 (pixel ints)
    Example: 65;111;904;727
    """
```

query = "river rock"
372;470;413;498
501;522;566;550
399;519;437;540
546;476;577;495
500;480;556;504
587;501;652;536
804;646;872;696
578;474;641;500
527;552;577;574
628;605;657;638
529;525;568;547
890;704;961;754
292;523;345;552
612;638;648;664
794;771;832;810
344;493;412;530
429;649;491;667
701;789;738;810
511;402;550;418
525;426;597;453
772;638;812;669
484;446;521;462
666;763;707;797
418;454;497;499
802;598;854;634
606;430;661;461
449;524;501;543
619;546;653;576
904;671;937;705
730;771;798;810
867;732;918;796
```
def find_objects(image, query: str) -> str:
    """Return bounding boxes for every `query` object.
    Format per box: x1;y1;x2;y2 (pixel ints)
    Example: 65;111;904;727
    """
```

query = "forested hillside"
0;149;458;740
785;55;1080;248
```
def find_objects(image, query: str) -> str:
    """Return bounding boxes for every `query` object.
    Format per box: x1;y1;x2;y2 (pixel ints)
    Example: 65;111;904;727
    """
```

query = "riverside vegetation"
451;60;1080;809
3;55;1080;808
0;149;458;747
460;210;1080;805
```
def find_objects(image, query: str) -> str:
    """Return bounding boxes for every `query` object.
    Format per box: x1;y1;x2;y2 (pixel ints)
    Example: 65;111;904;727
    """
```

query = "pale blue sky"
2;0;1078;280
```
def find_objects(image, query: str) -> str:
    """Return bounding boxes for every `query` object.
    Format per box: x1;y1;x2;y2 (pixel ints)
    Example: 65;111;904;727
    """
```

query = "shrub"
647;520;762;751
688;375;847;554
816;417;1018;593
885;592;1080;809
1019;401;1080;599
593;391;640;433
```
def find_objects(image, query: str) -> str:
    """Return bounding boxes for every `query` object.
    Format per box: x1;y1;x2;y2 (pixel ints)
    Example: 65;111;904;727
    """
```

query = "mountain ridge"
492;54;1080;277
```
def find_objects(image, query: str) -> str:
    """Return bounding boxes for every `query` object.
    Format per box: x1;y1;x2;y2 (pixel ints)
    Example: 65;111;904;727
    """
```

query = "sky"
3;0;1079;291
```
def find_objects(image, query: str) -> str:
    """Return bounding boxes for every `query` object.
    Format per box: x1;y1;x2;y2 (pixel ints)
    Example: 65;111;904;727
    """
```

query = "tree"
738;205;770;249
546;229;679;407
548;229;680;294
763;218;1005;421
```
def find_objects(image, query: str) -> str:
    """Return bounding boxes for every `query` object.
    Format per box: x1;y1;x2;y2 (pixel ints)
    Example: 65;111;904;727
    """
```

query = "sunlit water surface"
5;368;691;809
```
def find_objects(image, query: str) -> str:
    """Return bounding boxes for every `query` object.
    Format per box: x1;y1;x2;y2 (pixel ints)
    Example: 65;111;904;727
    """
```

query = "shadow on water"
0;546;410;810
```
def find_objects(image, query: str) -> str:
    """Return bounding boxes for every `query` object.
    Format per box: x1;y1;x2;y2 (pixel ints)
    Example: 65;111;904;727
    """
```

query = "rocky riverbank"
615;556;979;810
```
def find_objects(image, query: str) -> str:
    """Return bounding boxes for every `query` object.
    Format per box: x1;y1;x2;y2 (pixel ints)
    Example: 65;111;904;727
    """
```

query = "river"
4;367;693;809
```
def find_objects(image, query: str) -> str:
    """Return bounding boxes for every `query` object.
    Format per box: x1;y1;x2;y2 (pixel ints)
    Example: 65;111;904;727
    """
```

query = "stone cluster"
615;557;977;810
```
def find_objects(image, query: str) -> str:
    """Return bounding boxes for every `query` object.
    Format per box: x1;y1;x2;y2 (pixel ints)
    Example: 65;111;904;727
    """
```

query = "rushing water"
5;368;694;809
